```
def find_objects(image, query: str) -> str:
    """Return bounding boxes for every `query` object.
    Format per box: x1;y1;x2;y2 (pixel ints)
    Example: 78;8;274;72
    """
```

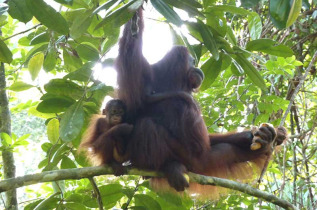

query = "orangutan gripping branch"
82;6;287;198
115;7;286;195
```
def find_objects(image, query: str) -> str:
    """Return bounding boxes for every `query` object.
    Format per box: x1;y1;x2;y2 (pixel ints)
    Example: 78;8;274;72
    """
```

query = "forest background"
0;0;316;209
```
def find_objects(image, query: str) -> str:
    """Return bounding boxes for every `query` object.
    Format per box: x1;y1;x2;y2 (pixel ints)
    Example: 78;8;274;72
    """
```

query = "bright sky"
15;4;185;104
94;7;175;88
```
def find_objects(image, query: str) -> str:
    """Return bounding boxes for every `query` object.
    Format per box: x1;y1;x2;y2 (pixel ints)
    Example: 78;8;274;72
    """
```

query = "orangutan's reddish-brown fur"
79;100;133;175
85;7;287;198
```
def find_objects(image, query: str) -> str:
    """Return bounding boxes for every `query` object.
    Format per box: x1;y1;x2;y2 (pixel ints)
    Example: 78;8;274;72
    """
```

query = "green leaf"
246;39;293;57
241;0;261;8
9;81;34;92
13;134;30;147
151;0;182;26
25;43;48;63
248;13;262;40
72;150;89;167
26;0;69;34
47;119;60;144
8;0;33;23
70;10;93;39
221;53;232;70
101;58;115;68
28;107;56;119
231;60;244;76
246;39;275;51
54;0;73;5
44;79;84;100
162;0;204;17
65;194;83;203
206;14;227;37
269;0;291;29
302;0;310;9
41;143;53;153
0;132;12;146
179;32;198;62
181;0;202;8
60;100;84;142
93;0;118;15
226;26;237;45
134;194;162;210
235;54;267;91
43;48;57;72
34;193;61;210
64;62;93;82
28;52;44;80
30;32;50;45
156;192;183;207
99;184;124;209
169;25;185;45
88;83;114;107
64;202;87;209
16;134;30;142
61;156;77;169
63;48;82;72
207;5;251;16
25;200;43;210
0;39;13;63
37;96;75;113
95;0;144;30
18;36;31;46
286;0;302;27
263;45;294;57
76;42;99;61
200;57;222;90
101;28;120;54
99;184;123;195
197;20;219;60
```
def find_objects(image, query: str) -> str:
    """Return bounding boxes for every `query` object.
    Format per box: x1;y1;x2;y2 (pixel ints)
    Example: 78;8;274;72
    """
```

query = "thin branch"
2;24;42;41
88;177;104;210
290;110;297;204
0;166;160;193
258;51;317;194
189;173;298;210
0;166;297;209
123;177;141;210
280;51;317;127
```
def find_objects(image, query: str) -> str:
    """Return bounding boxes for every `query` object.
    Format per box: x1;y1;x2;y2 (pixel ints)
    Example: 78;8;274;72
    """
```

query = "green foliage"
8;81;34;92
269;0;302;29
1;0;316;209
0;39;13;63
246;39;293;57
26;0;69;34
8;0;32;23
28;52;44;80
60;100;84;142
151;0;182;26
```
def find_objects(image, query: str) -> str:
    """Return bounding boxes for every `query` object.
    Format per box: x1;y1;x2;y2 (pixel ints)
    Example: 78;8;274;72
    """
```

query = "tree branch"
189;173;298;210
258;51;317;188
280;51;317;127
0;166;297;210
88;177;104;210
2;24;42;41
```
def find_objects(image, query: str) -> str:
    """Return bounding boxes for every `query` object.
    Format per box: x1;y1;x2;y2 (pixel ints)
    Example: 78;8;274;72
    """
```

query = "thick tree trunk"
0;61;17;209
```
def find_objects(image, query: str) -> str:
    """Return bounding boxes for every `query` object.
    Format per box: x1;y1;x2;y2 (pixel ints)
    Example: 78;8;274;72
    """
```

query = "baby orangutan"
80;92;197;175
80;99;133;175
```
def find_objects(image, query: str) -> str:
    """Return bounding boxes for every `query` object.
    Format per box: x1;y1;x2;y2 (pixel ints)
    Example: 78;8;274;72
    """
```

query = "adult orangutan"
110;7;287;196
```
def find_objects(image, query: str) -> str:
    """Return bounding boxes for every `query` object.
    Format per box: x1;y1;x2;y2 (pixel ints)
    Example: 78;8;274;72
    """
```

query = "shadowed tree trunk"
0;59;17;209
